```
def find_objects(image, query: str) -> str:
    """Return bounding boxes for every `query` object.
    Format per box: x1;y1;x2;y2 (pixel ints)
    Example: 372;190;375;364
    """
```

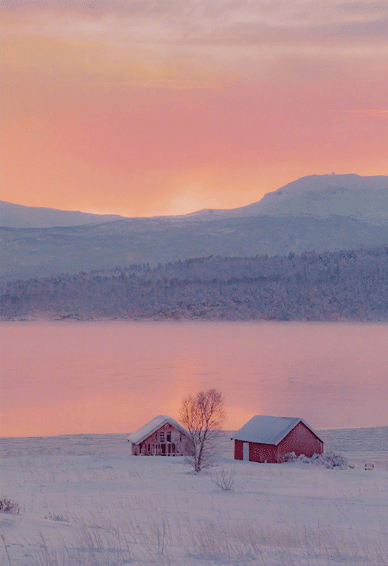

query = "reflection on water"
1;321;387;437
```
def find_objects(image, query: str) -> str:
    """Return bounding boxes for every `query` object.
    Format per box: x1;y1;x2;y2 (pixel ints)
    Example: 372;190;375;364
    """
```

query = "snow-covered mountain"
0;201;125;228
2;174;387;228
189;174;388;224
1;174;387;281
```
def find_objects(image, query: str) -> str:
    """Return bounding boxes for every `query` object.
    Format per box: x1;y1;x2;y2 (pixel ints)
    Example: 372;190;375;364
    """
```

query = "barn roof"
128;415;188;445
232;415;322;446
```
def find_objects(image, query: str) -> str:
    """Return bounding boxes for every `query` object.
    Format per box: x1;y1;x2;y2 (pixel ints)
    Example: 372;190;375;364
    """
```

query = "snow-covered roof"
232;415;322;446
128;415;189;445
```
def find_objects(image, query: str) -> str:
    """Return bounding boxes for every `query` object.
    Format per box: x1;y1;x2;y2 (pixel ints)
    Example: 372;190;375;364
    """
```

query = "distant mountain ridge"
233;174;388;223
1;174;387;282
0;201;125;229
2;174;388;228
188;174;388;224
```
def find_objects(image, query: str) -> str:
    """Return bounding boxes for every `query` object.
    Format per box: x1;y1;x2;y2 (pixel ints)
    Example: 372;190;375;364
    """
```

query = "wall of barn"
132;423;191;456
234;423;323;463
250;443;278;463
234;440;278;463
234;439;244;460
277;422;323;459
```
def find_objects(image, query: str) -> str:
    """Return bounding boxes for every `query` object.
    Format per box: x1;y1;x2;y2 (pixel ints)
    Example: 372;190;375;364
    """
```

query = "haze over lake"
1;321;387;438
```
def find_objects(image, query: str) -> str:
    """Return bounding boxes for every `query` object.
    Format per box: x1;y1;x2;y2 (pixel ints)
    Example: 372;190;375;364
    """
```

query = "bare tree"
180;389;226;473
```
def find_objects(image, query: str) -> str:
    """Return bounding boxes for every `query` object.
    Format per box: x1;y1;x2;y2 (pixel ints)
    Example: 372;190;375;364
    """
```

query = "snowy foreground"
1;428;387;566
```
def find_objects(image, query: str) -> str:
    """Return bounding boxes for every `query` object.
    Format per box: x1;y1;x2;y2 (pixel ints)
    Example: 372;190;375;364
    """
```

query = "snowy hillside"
0;427;387;566
244;174;388;223
190;174;388;224
2;247;387;321
3;175;387;228
0;201;125;228
1;175;387;282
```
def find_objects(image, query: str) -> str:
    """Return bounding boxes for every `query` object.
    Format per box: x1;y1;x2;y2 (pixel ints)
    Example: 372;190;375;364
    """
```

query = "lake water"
1;321;387;437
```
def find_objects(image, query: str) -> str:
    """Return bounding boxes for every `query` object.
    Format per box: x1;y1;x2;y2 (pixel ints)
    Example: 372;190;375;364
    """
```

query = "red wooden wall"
278;421;323;458
234;421;323;463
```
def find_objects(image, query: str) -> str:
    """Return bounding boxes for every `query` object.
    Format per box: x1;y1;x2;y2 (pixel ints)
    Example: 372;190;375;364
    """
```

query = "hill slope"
2;174;388;227
2;246;387;321
0;201;124;228
2;214;388;282
1;174;387;281
189;174;388;223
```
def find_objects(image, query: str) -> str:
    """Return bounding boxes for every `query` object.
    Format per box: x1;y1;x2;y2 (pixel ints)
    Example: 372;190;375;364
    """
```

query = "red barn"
128;415;191;456
233;415;323;463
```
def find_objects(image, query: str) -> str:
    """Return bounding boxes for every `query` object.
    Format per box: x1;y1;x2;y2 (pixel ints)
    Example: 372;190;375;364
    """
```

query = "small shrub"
279;452;297;463
280;451;351;469
210;467;235;491
0;497;20;514
314;451;350;469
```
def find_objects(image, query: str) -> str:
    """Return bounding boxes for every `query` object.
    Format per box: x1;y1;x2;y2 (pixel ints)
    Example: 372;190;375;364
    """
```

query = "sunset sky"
1;0;387;217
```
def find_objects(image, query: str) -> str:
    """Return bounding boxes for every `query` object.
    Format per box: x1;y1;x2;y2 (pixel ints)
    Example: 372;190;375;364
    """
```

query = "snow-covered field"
1;428;387;566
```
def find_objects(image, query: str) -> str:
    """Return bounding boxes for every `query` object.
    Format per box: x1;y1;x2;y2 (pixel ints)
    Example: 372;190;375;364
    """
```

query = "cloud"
3;0;388;48
3;0;387;92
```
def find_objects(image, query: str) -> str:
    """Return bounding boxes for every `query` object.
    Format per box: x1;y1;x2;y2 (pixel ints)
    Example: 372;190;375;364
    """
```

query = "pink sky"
1;0;387;216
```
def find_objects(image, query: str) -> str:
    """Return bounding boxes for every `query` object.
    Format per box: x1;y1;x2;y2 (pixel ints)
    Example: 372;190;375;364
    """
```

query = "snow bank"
0;428;387;566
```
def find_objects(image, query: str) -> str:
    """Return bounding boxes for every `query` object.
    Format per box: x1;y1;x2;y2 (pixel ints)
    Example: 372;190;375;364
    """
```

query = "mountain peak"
228;174;388;223
270;173;387;196
1;174;387;229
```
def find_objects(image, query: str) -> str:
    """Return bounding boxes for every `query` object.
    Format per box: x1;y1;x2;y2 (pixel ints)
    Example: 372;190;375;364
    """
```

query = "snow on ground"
0;428;387;566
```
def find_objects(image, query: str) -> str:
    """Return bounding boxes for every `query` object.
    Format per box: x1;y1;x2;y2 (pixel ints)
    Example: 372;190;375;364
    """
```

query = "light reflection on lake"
1;321;387;437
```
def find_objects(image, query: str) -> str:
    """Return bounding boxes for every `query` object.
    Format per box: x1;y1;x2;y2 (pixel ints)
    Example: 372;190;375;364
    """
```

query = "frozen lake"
1;321;387;437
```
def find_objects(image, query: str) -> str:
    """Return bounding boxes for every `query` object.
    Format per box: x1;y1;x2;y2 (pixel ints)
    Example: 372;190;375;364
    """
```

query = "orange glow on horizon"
1;1;387;216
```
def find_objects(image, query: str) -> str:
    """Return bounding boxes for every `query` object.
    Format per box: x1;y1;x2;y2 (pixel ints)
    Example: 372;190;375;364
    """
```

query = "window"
167;432;171;442
159;432;165;442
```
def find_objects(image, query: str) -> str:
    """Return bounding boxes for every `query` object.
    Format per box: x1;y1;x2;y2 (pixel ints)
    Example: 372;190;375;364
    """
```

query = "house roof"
232;415;323;446
128;415;188;445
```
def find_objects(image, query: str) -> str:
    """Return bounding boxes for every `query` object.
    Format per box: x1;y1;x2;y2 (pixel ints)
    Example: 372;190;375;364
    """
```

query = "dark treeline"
1;247;388;321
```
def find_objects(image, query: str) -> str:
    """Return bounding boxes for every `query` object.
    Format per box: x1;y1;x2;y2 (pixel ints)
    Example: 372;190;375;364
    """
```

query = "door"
243;442;249;461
